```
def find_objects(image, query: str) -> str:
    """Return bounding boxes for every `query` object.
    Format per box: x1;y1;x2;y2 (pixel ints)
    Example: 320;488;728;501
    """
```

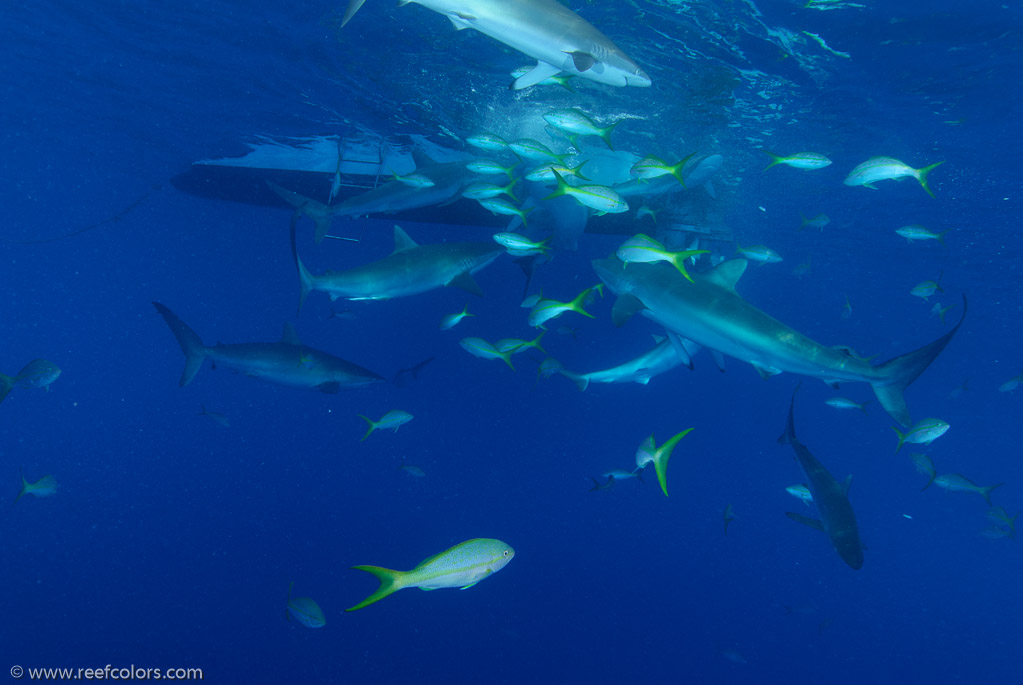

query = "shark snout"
628;69;652;87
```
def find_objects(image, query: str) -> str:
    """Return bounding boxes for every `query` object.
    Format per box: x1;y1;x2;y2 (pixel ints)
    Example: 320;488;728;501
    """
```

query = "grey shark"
547;335;697;391
592;257;966;426
270;152;477;244
292;221;503;311
341;0;650;89
153;302;384;392
779;385;864;570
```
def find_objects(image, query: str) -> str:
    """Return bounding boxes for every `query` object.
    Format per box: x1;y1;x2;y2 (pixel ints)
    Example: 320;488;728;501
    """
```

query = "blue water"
2;1;1022;682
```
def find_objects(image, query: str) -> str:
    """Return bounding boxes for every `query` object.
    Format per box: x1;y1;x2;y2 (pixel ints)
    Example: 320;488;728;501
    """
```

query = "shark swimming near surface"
779;385;864;570
152;303;385;393
592;257;966;426
291;220;503;312
270;151;478;244
341;0;650;89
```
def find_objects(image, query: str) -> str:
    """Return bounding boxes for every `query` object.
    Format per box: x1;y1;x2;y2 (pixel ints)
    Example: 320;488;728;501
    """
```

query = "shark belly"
638;282;875;382
413;0;647;87
796;448;864;569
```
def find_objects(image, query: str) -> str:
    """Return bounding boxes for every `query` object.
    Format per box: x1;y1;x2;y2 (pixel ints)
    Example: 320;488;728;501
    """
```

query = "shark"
153;302;385;393
270;151;478;244
779;385;864;570
592;257;966;426
291;220;503;311
546;335;697;391
341;0;650;89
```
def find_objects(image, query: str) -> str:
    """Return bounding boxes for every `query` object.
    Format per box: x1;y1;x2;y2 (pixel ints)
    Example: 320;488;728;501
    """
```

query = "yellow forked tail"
346;565;406;611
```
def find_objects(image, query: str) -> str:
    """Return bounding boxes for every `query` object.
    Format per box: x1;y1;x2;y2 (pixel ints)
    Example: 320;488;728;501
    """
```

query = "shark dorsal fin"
651;334;666;344
410;148;437;170
393;225;418;253
704;259;748;292
281;322;301;346
611;294;645;327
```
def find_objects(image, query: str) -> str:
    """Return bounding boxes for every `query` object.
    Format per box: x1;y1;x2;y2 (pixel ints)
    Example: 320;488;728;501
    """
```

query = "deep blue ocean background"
2;1;1022;683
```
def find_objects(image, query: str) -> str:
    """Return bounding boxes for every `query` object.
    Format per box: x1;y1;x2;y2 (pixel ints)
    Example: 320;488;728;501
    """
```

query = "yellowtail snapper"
346;538;515;611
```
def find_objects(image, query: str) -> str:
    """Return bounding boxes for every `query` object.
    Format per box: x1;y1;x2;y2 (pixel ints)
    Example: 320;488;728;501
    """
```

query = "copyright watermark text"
10;665;203;680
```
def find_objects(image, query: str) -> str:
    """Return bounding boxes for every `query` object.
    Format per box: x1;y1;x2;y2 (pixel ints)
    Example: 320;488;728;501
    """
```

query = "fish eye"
503;550;509;557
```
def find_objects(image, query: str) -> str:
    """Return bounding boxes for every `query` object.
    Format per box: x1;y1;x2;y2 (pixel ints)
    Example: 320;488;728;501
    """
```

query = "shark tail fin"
290;213;316;315
871;295;967;426
346;565;407;611
778;383;802;445
0;374;13;405
981;483;1005;507
553;364;588;391
654;428;695;497
313;215;333;245
152;302;207;387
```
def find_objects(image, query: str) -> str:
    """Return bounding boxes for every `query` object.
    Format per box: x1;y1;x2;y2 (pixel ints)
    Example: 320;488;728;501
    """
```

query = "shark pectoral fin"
341;0;367;27
823;379;841;389
712;351;726;373
317;382;341;394
611;295;645;327
447;11;478;29
752;362;781;381
786;512;825;532
665;331;694;370
448;271;484;297
566;51;597;72
704;180;717;199
512;62;562;90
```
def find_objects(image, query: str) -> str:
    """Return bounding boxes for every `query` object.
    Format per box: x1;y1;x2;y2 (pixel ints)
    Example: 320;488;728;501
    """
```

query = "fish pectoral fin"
786;511;826;532
459;582;480;590
448;271;484;297
610;294;645;327
419;587;439;592
565;51;597;72
512;62;563;90
317;382;341;394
